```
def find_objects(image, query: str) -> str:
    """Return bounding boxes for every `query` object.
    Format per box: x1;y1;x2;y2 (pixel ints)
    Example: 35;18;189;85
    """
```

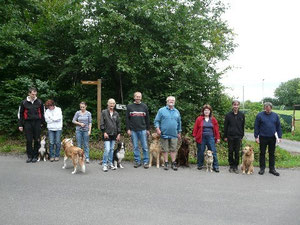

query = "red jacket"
192;116;220;144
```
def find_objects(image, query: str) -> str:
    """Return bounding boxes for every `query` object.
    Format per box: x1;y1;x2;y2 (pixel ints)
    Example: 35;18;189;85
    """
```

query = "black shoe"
134;162;142;168
197;166;203;170
31;158;37;163
213;168;220;173
229;168;234;173
26;158;32;163
164;162;169;170
233;168;239;174
258;168;265;175
143;163;149;169
171;162;178;171
269;169;280;176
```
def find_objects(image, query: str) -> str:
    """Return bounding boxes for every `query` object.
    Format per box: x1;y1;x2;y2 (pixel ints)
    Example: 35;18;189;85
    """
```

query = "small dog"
204;150;214;172
38;135;48;162
113;142;125;169
61;138;86;174
176;137;190;167
149;133;164;168
241;145;254;174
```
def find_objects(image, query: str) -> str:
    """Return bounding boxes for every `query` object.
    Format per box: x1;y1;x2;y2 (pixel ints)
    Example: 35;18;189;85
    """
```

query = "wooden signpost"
81;79;101;129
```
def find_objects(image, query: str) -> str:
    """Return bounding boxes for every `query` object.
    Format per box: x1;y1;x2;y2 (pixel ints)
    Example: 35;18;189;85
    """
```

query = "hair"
133;92;142;98
107;98;116;105
45;99;55;108
200;104;213;117
166;96;176;102
232;99;240;105
80;101;87;106
264;102;273;108
28;87;37;94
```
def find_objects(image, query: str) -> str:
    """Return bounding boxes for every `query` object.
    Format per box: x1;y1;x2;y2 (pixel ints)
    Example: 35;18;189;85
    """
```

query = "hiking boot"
171;162;178;171
269;169;280;176
164;162;169;170
134;162;142;168
143;163;149;169
213;168;220;173
197;166;203;170
258;168;265;175
103;165;108;172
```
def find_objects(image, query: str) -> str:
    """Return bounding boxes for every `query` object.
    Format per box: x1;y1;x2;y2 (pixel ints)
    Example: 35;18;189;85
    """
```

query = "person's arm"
125;105;131;136
52;107;62;122
72;112;84;127
254;113;260;143
177;111;182;139
116;112;121;141
145;105;150;132
224;114;229;141
44;110;52;124
18;101;25;131
88;112;92;135
242;113;245;138
276;114;282;139
214;118;220;143
154;110;161;135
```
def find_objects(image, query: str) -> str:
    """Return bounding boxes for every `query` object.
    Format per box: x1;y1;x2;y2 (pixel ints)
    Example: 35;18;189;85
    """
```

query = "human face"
232;102;240;112
48;105;55;110
108;101;115;110
264;105;272;114
80;103;87;112
167;97;175;108
204;108;211;117
134;93;142;104
29;91;37;101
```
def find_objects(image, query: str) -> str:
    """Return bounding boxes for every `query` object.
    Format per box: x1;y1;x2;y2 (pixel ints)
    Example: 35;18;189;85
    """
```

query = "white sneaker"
103;165;108;172
109;164;116;170
86;159;90;164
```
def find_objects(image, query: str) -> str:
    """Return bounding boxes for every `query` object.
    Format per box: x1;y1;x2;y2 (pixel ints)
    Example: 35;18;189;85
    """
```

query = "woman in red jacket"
192;104;220;172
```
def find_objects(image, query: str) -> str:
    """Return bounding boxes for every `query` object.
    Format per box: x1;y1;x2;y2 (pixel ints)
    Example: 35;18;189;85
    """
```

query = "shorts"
160;138;178;152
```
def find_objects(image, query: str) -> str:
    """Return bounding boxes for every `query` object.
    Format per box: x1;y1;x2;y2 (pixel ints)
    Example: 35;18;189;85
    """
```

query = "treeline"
0;0;235;136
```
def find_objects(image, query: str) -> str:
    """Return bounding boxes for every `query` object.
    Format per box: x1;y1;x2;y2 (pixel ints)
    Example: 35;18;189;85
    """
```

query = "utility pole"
262;78;264;104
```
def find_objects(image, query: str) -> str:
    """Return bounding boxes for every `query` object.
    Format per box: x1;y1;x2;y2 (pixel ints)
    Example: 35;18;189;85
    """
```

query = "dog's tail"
78;149;85;160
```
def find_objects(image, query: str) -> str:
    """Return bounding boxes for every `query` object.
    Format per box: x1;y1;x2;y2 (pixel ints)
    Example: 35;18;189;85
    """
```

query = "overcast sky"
219;0;300;102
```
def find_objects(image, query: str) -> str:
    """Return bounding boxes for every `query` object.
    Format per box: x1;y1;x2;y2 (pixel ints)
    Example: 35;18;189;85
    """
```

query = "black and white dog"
113;142;125;169
38;135;49;162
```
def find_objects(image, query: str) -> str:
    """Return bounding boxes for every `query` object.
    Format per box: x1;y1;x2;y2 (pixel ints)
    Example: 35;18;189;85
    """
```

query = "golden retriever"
241;145;254;175
61;138;86;174
149;133;164;168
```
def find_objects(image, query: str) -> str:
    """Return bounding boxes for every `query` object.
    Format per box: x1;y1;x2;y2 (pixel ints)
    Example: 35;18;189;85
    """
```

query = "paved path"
1;155;300;225
245;132;300;154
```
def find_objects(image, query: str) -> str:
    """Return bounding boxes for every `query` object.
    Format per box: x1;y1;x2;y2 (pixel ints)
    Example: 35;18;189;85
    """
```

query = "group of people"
18;88;282;176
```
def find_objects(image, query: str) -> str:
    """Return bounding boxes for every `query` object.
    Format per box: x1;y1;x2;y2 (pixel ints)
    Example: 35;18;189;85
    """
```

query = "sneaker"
50;158;54;162
258;168;265;175
269;169;280;176
164;162;169;170
134;162;142;168
144;163;149;169
86;159;90;164
103;165;108;172
197;166;203;170
109;164;116;170
31;158;37;163
229;168;234;173
233;168;239;174
26;158;32;163
213;168;220;173
54;157;59;161
171;162;178;171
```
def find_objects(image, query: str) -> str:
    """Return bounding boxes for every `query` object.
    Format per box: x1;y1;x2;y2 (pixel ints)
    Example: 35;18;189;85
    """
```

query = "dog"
61;138;86;174
38;135;49;162
113;142;125;169
149;133;164;168
241;145;254;174
176;137;190;167
204;150;214;172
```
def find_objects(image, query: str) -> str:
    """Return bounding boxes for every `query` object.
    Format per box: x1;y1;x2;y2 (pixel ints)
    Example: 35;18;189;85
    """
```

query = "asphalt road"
1;155;300;225
245;132;300;154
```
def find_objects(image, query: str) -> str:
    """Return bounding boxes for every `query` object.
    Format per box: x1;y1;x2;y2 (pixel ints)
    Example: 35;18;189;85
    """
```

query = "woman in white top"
45;99;63;162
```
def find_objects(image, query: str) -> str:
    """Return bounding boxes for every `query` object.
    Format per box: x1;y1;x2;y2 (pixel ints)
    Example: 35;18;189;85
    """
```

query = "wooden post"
81;79;101;129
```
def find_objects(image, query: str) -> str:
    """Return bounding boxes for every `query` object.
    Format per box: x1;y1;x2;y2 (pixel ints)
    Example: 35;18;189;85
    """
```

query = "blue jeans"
197;135;219;169
102;140;116;166
48;130;62;158
131;130;149;164
76;130;90;160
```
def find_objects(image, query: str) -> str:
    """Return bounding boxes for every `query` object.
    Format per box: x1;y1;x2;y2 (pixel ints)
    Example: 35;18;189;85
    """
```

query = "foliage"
274;78;300;107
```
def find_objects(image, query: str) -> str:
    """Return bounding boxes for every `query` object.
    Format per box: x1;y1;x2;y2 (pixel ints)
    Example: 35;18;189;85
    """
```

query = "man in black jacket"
224;100;245;173
18;87;45;163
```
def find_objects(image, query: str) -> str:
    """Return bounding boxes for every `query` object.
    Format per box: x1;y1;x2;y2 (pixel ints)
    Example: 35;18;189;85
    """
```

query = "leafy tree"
275;78;300;107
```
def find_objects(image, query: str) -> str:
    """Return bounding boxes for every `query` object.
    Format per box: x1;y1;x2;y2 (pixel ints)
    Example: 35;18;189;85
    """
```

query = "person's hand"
255;138;260;144
116;134;121;142
177;133;181;140
278;138;282;143
88;131;91;136
216;139;220;144
224;138;228;142
104;132;109;139
127;130;131;136
156;128;161;135
80;123;85;128
19;127;23;132
146;130;150;136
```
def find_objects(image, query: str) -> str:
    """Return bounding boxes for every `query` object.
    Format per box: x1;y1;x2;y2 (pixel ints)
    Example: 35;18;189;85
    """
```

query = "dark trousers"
24;120;41;159
228;137;241;169
259;136;276;170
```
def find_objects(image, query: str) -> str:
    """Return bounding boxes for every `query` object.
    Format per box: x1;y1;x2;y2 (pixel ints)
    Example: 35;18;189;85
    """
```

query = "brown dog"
149;133;164;168
176;137;190;167
241;145;254;174
61;138;86;174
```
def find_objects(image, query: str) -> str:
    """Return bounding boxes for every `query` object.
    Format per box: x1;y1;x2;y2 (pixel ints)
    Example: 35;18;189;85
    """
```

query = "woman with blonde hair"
192;104;220;172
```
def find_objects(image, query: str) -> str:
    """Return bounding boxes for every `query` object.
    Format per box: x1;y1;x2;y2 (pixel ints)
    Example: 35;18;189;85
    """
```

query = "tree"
274;78;300;107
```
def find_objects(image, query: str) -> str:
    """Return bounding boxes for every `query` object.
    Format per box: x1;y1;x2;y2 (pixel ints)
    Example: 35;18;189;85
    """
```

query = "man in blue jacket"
154;96;182;171
254;102;282;176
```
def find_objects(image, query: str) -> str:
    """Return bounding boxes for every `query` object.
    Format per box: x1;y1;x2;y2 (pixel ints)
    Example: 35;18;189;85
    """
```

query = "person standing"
72;102;92;163
100;98;121;172
44;99;63;162
154;96;181;171
126;92;150;169
18;87;45;163
254;102;282;176
193;104;220;172
224;100;245;174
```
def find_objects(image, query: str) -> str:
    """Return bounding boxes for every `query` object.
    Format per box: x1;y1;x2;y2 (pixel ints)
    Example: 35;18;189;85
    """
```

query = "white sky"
219;0;300;102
